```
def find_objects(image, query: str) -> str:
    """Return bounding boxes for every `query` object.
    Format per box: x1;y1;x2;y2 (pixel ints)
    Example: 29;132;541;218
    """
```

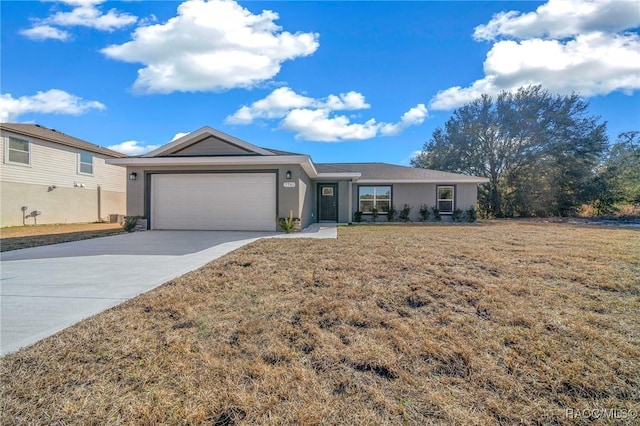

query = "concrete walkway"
0;225;337;356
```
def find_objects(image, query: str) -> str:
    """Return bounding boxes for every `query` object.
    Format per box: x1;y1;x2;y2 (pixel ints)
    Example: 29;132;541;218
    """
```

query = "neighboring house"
1;123;127;227
108;126;489;231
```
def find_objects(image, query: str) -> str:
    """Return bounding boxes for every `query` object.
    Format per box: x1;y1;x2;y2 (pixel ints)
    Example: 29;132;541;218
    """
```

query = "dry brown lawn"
0;223;123;252
1;222;639;425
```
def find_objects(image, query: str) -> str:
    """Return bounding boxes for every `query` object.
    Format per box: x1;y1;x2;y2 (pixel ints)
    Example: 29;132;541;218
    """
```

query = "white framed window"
5;135;31;166
78;151;93;175
437;186;455;214
358;186;391;213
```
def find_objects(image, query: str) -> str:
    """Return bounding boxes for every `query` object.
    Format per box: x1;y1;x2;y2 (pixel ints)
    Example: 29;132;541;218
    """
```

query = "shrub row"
354;205;477;223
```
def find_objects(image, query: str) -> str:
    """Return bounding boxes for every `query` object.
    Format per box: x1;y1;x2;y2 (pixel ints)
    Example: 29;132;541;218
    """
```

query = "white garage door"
151;173;276;231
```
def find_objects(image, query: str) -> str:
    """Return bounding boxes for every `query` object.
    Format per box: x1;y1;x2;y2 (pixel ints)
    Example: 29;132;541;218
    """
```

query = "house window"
79;152;93;175
6;136;31;165
359;186;391;213
437;186;455;214
322;187;334;196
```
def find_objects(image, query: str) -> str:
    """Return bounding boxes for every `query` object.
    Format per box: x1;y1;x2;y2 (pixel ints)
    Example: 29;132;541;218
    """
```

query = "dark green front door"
318;184;338;222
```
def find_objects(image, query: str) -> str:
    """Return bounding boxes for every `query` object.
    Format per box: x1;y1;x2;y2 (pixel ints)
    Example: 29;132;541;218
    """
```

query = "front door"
318;184;338;222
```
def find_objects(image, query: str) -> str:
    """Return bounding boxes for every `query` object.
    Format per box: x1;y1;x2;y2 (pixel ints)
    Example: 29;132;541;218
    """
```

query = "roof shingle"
0;123;126;158
316;162;487;181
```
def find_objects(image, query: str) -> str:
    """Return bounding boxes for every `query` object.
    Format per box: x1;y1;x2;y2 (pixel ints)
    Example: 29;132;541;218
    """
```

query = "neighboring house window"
79;152;93;175
437;186;455;213
359;186;391;213
6;136;31;165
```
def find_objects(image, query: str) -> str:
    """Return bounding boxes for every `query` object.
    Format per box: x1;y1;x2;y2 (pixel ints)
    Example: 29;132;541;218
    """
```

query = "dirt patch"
1;222;639;425
0;223;123;252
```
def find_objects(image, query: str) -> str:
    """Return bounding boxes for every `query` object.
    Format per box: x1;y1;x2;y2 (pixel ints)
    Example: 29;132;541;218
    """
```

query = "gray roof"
316;162;486;181
263;148;304;156
0;123;126;158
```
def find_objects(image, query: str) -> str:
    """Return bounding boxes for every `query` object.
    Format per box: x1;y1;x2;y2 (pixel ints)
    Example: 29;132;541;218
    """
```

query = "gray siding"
167;136;253;156
1;131;126;192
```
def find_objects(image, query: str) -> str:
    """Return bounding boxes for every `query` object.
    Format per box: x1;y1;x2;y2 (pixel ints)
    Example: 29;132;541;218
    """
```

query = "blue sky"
1;0;639;164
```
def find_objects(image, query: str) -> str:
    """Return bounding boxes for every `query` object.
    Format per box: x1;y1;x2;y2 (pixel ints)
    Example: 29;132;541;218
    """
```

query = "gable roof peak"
143;126;276;158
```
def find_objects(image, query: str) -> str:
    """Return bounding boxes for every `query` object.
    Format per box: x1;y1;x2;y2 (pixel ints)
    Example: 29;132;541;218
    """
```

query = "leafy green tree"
592;131;640;214
609;131;640;205
412;86;608;217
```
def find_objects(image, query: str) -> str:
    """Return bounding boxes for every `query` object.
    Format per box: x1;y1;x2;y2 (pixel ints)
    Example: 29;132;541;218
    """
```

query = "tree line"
412;86;639;218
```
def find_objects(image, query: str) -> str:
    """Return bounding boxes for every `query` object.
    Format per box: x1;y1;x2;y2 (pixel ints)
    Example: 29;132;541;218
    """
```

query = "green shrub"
278;210;296;233
371;208;379;222
354;211;363;222
123;216;140;233
387;206;397;222
452;208;463;222
465;206;477;222
431;207;441;221
399;204;412;222
419;205;431;221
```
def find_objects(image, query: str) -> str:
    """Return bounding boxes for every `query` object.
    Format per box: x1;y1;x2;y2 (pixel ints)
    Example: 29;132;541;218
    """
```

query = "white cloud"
380;104;429;136
401;149;423;166
226;87;370;124
226;87;427;142
101;0;319;94
431;0;640;110
46;0;138;31
107;140;159;156
474;0;640;41
227;87;316;124
324;91;370;111
281;109;381;142
20;25;70;41
172;132;190;141
0;89;106;122
21;0;137;41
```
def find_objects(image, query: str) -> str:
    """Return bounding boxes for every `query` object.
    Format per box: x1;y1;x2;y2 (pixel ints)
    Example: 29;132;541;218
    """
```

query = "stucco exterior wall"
0;131;126;227
391;183;435;221
123;162;481;230
337;181;351;223
455;183;479;210
352;182;479;222
1;181;125;227
298;171;314;228
125;164;308;229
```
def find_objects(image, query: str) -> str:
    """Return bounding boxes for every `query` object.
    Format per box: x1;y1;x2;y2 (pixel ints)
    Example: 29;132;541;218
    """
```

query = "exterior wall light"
285;170;292;180
129;172;137;181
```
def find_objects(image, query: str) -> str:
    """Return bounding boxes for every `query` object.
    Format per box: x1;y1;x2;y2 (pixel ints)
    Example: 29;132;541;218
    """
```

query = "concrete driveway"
0;225;337;356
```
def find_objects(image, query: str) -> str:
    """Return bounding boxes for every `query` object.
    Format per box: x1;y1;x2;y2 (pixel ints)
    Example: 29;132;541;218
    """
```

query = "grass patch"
0;223;123;252
1;223;639;424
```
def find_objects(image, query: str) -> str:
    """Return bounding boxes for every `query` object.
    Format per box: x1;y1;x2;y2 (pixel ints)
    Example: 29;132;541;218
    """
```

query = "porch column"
348;180;353;224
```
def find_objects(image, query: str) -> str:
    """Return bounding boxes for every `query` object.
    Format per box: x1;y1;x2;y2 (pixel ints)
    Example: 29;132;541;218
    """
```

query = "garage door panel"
151;173;276;231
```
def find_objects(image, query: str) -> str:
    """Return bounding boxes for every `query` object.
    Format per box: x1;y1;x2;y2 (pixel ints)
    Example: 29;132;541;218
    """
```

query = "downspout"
97;185;102;222
348;180;353;224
